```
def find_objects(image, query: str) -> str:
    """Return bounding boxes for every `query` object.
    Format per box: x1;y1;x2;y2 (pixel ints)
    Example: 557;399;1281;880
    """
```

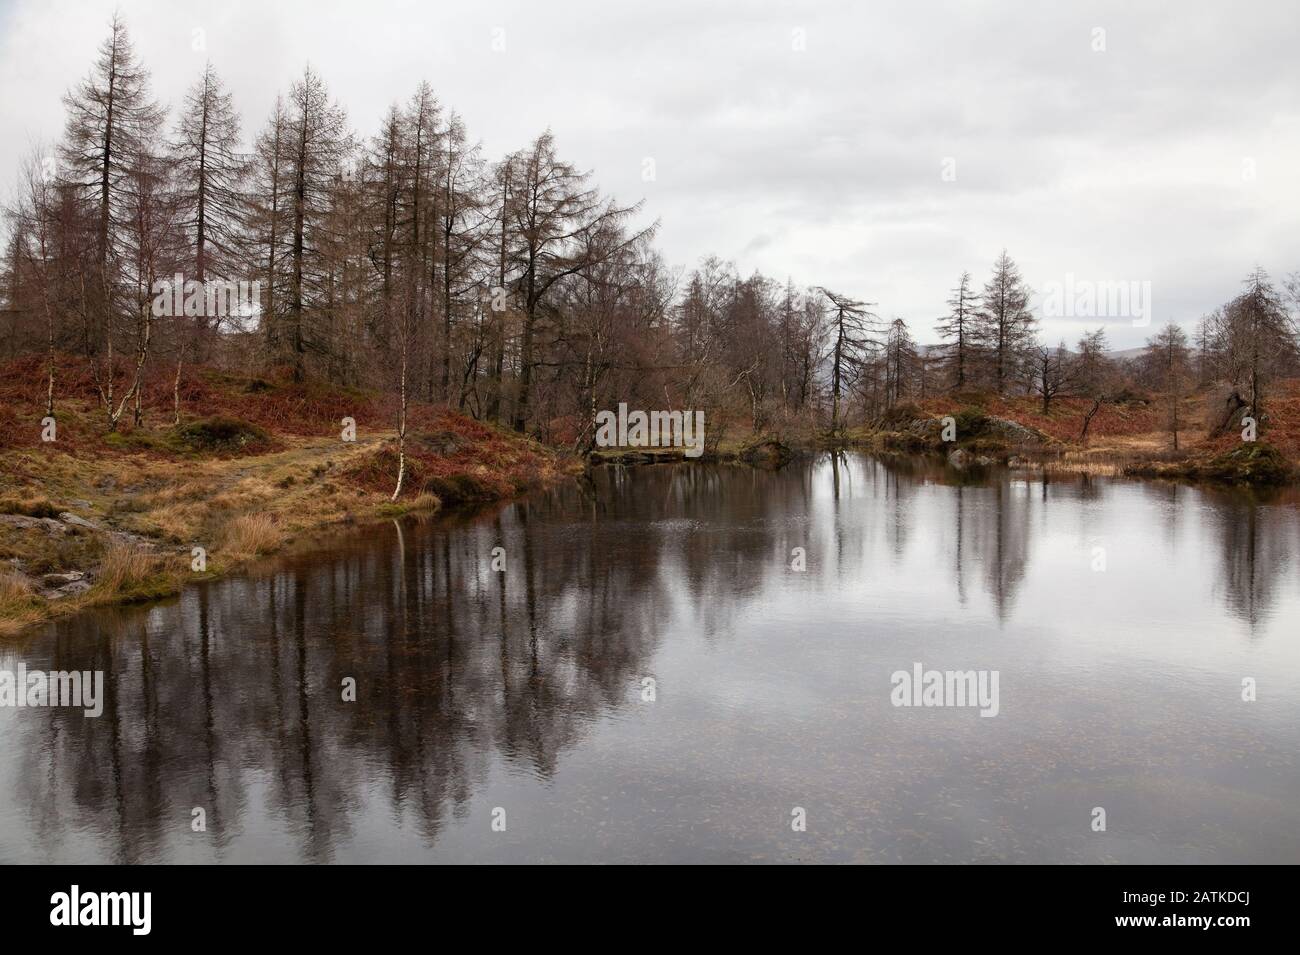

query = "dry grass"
0;355;565;632
0;571;40;632
93;542;163;595
408;492;441;512
0;494;61;518
222;513;285;559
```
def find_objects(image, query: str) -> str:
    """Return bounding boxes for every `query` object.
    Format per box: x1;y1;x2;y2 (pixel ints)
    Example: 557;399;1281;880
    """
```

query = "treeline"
4;14;1300;454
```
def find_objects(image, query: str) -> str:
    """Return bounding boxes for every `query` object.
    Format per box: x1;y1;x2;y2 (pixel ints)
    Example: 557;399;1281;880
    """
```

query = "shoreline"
6;372;1299;636
0;467;572;638
591;430;1299;489
0;366;576;636
5;435;1293;637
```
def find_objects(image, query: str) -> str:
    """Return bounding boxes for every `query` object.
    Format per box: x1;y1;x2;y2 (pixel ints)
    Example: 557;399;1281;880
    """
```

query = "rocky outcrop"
739;439;796;468
40;571;91;599
947;448;995;469
980;416;1046;444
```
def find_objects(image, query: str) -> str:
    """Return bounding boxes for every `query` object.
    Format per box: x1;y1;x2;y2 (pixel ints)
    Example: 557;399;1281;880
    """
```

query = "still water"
2;453;1299;863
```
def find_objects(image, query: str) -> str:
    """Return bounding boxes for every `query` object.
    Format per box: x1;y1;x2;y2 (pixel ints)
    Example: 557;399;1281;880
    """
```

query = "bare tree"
283;66;350;381
1230;268;1296;430
6;147;61;417
171;61;246;421
1143;322;1190;449
1074;327;1113;443
976;250;1035;391
883;317;917;407
504;131;650;433
935;270;976;389
59;13;165;428
817;287;879;435
248;97;290;357
1029;341;1074;414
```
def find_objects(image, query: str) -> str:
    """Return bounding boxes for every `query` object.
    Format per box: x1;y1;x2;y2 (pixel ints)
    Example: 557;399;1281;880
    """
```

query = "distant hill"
917;343;1149;361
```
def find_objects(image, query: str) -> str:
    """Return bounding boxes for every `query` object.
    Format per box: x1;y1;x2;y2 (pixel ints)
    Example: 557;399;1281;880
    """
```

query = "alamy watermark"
0;665;104;717
890;662;999;717
50;886;151;935
594;403;705;458
1040;273;1152;327
151;273;260;318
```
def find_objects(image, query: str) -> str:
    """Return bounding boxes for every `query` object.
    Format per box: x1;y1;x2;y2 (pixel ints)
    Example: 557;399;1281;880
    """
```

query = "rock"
41;571;84;587
59;512;98;529
899;418;943;438
983;416;1045;444
45;579;92;600
417;430;469;456
0;514;67;534
947;448;995;469
37;570;91;600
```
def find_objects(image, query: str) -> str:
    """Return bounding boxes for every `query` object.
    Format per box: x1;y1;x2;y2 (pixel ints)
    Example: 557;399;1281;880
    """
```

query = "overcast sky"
2;0;1298;348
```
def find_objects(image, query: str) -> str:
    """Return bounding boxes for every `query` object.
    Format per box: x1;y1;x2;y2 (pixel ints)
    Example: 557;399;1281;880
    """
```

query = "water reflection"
2;454;1299;863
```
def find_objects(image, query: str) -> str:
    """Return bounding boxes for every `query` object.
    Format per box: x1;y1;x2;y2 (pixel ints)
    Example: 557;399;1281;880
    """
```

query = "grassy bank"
0;356;571;634
834;383;1300;486
584;385;1300;487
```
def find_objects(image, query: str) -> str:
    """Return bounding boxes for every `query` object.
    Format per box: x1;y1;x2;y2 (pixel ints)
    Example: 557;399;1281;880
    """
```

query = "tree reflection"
6;456;1298;861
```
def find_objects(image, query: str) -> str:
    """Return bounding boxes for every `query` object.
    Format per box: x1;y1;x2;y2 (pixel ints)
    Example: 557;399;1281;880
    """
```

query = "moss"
374;492;441;518
954;407;992;440
877;431;931;453
960;436;1011;456
874;401;926;430
420;472;491;504
103;429;181;454
1199;442;1293;485
738;438;796;467
174;416;271;453
1128;442;1294;486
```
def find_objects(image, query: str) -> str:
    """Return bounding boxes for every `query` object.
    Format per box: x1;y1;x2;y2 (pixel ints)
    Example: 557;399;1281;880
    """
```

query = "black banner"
6;865;1285;942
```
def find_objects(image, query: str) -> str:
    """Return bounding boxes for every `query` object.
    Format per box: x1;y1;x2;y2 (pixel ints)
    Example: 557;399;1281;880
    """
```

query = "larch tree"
5;147;61;417
438;112;490;404
883;317;917;408
505;131;648;433
247;97;292;357
1074;327;1112;442
1143;322;1191;449
171;61;246;421
976;250;1035;391
283;66;350;381
1230;268;1295;429
817;287;879;435
935;270;976;389
58;12;165;428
